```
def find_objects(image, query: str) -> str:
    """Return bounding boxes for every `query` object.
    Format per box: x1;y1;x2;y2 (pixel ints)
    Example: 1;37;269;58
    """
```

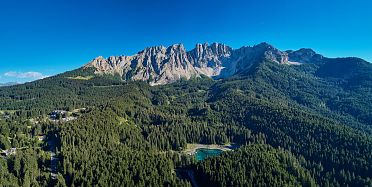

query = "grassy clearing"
67;76;94;80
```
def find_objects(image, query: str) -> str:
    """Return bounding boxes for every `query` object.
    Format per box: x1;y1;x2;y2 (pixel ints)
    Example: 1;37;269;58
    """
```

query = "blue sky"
0;0;371;83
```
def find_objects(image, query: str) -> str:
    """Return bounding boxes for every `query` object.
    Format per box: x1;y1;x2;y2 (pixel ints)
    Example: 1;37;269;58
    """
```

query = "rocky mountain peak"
210;43;232;57
167;44;186;54
248;42;289;64
141;46;167;55
254;42;274;49
192;42;232;58
264;50;289;65
87;56;121;72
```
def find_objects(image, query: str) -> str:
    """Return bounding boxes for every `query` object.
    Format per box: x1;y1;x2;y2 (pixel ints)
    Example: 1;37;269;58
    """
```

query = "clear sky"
0;0;371;83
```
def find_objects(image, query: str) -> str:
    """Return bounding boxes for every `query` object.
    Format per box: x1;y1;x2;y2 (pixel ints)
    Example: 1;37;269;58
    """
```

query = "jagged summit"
84;42;321;85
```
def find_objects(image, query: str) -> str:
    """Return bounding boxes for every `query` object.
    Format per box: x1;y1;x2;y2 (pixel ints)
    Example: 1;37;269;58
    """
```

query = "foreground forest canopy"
1;43;372;186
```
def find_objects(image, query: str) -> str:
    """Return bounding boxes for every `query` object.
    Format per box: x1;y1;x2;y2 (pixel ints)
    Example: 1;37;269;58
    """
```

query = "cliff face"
84;42;320;85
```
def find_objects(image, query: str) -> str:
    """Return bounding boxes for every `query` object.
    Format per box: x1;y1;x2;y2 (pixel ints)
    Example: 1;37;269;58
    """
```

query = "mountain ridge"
0;82;19;87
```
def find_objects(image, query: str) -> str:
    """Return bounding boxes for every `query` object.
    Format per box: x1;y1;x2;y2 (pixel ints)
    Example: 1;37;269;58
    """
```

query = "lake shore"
182;143;236;155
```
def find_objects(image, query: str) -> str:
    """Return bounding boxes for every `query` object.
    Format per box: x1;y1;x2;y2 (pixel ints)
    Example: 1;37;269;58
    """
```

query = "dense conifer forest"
1;59;372;186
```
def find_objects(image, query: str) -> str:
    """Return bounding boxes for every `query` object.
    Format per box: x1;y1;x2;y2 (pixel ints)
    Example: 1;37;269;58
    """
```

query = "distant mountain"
84;42;334;85
0;82;19;87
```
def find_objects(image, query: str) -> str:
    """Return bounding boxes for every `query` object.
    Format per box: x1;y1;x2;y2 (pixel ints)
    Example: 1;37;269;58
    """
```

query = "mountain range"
84;42;329;85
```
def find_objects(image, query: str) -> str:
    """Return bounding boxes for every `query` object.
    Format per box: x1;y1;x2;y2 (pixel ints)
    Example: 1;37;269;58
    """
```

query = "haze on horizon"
0;0;371;83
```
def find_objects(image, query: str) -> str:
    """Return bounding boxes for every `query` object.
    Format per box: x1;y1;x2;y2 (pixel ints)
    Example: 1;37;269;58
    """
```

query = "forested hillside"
1;56;372;186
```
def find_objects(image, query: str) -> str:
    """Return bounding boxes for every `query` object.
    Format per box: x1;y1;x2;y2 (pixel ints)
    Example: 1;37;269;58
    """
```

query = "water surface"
195;148;223;161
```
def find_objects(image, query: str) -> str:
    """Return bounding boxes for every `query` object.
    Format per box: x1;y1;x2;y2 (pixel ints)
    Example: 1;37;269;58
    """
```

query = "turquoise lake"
195;148;223;161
